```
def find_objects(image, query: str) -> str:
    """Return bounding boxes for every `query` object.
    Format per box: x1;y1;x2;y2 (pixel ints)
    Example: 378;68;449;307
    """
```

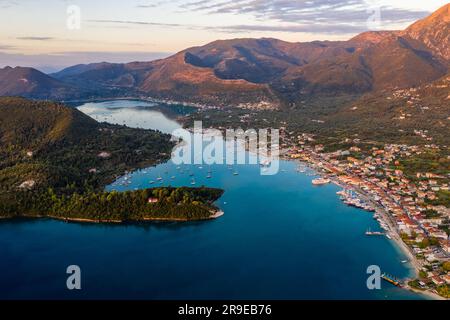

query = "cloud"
87;19;184;28
0;44;16;50
16;36;54;41
88;0;432;36
87;18;371;35
181;0;430;32
0;0;19;9
215;24;367;35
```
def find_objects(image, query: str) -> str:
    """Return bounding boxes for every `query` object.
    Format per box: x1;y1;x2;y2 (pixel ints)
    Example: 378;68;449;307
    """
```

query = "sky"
0;0;447;72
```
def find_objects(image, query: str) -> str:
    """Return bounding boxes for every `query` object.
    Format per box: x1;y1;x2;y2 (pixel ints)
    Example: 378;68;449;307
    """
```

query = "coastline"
0;209;224;225
63;96;206;110
286;156;447;300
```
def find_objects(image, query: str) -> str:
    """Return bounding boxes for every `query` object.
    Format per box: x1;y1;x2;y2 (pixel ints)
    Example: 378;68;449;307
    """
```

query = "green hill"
0;97;223;221
0;97;174;193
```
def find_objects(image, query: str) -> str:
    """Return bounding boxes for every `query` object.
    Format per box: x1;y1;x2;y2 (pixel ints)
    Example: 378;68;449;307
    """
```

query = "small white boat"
312;178;330;185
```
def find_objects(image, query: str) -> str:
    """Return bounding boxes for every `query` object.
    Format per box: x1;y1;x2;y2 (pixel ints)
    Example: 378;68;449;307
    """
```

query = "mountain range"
0;3;449;108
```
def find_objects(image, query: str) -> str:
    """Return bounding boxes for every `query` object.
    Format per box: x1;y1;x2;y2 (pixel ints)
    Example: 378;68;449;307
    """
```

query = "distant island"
0;97;223;222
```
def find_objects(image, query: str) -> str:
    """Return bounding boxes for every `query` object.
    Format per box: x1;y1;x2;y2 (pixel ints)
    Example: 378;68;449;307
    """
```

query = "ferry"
312;178;331;185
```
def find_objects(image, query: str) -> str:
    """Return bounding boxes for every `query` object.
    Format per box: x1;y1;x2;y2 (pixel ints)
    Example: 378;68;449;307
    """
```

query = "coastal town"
285;133;450;299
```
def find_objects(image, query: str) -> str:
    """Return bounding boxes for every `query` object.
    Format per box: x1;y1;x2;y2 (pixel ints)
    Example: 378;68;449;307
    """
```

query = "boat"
156;176;163;181
386;234;392;240
149;181;155;184
233;171;239;176
365;228;385;236
190;178;196;185
312;178;330;185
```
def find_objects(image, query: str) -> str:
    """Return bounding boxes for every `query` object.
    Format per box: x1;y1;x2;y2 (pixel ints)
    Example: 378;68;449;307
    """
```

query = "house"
18;180;35;190
442;274;450;285
148;198;159;204
98;151;111;159
431;276;445;286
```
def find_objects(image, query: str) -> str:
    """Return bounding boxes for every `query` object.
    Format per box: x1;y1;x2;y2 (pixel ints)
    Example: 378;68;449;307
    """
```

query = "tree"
443;261;450;272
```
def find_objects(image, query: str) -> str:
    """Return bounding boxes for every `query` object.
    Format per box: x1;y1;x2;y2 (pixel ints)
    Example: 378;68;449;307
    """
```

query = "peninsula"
0;97;224;222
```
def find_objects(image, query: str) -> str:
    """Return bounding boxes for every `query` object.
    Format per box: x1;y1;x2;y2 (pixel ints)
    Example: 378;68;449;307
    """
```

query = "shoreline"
0;208;225;225
286;156;447;300
63;96;206;109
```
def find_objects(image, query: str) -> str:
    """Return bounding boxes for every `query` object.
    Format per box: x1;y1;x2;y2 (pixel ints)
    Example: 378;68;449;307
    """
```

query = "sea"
0;100;425;299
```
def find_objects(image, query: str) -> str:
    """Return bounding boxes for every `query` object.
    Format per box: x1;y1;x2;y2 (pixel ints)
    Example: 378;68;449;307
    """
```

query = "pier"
381;273;402;287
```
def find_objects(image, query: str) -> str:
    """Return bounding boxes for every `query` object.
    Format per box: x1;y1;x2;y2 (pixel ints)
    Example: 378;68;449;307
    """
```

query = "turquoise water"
0;100;424;299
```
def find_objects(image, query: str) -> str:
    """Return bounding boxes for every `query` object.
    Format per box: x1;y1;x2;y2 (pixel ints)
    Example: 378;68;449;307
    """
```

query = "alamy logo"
66;5;81;30
66;265;81;290
366;1;382;30
366;265;381;290
171;121;280;175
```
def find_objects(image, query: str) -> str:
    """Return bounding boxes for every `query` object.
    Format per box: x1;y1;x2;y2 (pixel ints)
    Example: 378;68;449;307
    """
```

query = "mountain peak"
407;3;450;29
404;3;450;60
427;3;450;22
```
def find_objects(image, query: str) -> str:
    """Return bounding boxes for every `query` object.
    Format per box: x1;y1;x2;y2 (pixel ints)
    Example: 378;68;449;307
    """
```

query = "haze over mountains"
0;3;449;108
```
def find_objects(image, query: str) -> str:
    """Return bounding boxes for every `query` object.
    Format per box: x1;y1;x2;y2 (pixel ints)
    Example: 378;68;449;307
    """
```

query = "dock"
381;273;402;287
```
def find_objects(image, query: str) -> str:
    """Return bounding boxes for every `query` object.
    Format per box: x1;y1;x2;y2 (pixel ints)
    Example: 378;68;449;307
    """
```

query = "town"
286;133;450;298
